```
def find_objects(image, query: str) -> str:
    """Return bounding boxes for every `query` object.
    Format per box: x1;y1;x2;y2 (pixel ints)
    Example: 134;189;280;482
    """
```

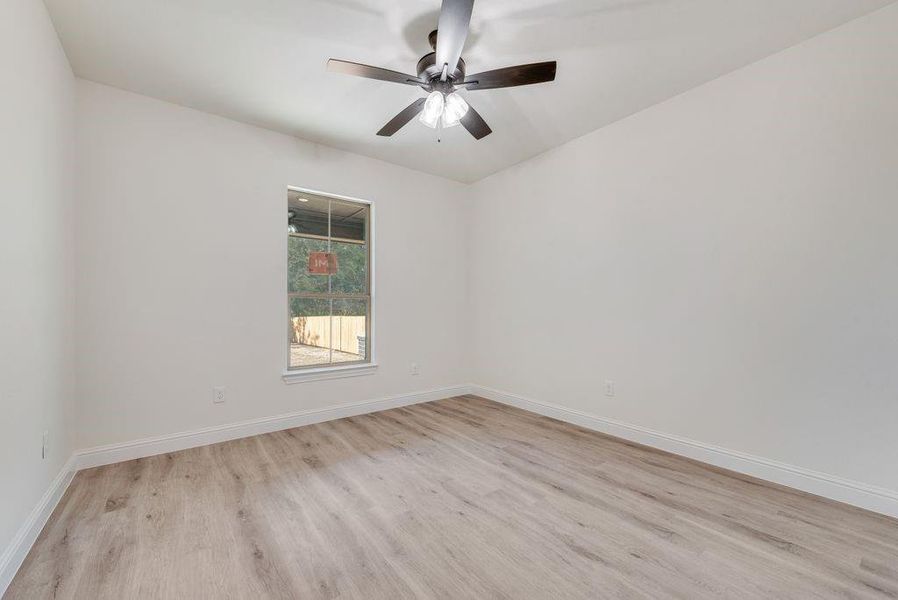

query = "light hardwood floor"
5;395;898;599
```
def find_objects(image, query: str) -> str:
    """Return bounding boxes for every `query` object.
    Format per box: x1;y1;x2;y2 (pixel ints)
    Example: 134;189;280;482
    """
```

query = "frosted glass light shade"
441;93;469;128
419;91;445;129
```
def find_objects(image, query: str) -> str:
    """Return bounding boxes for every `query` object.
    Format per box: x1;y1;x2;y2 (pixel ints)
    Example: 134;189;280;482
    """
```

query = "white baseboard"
0;455;77;597
76;385;473;470
470;384;898;520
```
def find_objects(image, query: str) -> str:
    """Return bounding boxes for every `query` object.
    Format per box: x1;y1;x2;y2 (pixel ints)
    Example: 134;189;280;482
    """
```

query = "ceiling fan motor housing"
417;30;466;90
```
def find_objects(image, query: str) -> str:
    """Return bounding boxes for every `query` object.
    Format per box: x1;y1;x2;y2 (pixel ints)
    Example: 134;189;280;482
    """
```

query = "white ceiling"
45;0;893;183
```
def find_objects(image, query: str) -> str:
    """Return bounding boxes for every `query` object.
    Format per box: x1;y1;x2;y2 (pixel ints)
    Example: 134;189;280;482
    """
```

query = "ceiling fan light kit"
418;91;469;130
326;0;557;140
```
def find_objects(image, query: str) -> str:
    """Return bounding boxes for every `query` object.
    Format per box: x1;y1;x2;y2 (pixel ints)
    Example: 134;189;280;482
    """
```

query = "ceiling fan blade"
376;98;427;136
460;103;492;140
327;59;424;86
462;61;557;91
435;0;474;78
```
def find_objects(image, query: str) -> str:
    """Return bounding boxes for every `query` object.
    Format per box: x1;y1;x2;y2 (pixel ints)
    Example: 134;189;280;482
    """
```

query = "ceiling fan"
326;0;557;140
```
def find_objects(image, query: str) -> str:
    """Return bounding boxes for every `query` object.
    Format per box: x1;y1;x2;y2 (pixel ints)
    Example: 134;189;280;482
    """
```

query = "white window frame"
283;186;376;384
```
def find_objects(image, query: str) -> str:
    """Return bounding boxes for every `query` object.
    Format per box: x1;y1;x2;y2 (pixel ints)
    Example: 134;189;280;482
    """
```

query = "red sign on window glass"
308;252;338;274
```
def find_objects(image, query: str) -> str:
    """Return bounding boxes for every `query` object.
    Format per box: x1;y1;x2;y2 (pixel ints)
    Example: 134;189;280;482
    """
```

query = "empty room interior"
3;0;898;597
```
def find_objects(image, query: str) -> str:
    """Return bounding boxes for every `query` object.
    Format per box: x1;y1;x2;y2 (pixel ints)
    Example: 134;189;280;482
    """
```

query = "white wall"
0;0;75;567
74;81;469;449
469;5;898;492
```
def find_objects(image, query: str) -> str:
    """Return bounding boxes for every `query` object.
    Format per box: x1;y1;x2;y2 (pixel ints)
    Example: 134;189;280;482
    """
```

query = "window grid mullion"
328;200;333;365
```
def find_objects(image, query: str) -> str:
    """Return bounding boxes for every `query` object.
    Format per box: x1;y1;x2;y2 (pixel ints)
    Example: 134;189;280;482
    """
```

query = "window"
286;188;372;375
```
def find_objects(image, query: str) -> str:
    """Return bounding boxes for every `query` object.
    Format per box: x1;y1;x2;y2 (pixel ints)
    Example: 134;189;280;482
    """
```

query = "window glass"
287;189;370;370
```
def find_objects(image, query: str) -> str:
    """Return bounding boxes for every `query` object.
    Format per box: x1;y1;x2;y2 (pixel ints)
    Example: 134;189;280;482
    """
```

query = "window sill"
282;363;378;384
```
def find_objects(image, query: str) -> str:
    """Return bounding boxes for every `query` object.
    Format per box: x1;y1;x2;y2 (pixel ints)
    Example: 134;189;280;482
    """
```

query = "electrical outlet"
604;380;615;398
42;430;49;459
410;362;420;376
212;386;226;404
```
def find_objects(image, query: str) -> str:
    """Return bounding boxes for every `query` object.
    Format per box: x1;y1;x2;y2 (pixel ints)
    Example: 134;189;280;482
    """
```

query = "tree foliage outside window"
288;238;367;316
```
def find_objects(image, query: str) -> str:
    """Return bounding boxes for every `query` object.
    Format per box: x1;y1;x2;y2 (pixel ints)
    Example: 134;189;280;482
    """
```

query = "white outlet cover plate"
213;386;226;404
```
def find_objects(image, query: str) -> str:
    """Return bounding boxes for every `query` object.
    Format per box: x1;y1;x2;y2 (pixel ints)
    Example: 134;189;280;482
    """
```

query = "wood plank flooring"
5;395;898;599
